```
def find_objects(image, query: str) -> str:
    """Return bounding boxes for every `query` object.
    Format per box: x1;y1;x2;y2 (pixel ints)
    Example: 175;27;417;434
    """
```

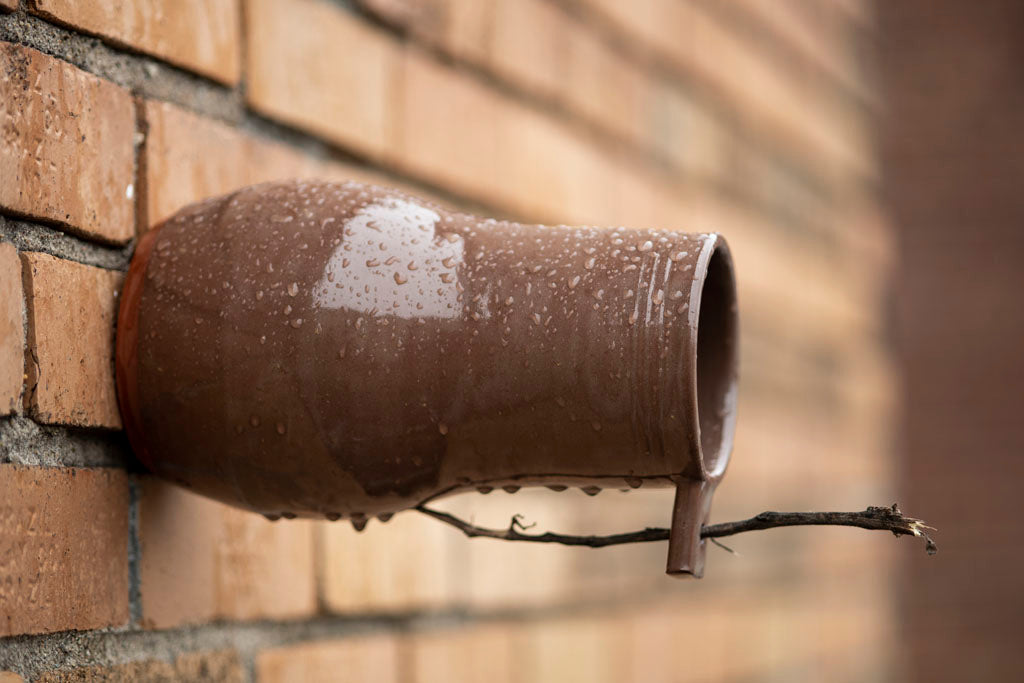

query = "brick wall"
0;1;895;680
877;1;1024;680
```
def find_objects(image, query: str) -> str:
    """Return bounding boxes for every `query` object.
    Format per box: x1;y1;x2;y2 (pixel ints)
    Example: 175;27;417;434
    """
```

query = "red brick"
360;0;653;162
137;478;316;628
439;0;495;64
731;0;872;102
20;252;122;428
36;651;243;683
397;49;504;204
398;50;620;225
246;0;400;159
0;464;130;636
356;0;493;65
0;42;134;244
580;0;872;181
653;86;731;180
489;0;569;101
407;624;521;683
510;107;618;224
0;243;22;415
356;0;445;42
143;100;383;227
518;614;630;683
30;0;241;84
364;2;655;157
143;100;312;226
622;596;841;683
318;510;465;613
563;25;652;146
256;635;400;683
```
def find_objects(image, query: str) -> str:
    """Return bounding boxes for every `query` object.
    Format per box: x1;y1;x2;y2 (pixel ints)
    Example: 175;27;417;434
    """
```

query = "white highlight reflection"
313;198;464;319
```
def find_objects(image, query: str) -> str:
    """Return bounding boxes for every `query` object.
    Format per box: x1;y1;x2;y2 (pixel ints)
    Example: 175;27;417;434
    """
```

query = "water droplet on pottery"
290;318;303;328
625;477;643;489
263;513;281;522
568;275;581;289
276;422;287;435
394;272;408;285
582;486;601;496
250;415;260;427
351;515;368;532
287;282;299;296
438;422;449;435
325;512;342;521
547;485;568;492
638;240;653;252
503;485;521;494
377;512;393;523
477;486;494;494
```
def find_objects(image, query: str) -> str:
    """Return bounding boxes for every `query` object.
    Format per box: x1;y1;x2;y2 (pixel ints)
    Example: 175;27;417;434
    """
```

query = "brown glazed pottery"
116;180;739;577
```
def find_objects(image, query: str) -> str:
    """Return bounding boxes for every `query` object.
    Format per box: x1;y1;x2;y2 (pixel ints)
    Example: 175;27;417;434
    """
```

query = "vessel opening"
695;246;738;476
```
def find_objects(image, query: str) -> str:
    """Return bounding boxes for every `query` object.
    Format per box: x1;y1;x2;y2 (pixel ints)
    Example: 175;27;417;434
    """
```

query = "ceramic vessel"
116;180;739;576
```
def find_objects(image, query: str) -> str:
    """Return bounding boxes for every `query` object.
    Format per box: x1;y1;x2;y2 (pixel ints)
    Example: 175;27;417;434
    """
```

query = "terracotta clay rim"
115;224;162;473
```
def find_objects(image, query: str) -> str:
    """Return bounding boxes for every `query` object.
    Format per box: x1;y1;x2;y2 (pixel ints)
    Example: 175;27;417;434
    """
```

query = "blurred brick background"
878;1;1024;681
1;1;907;681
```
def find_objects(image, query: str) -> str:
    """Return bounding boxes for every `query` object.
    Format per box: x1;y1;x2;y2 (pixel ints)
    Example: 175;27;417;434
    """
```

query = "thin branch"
415;503;937;555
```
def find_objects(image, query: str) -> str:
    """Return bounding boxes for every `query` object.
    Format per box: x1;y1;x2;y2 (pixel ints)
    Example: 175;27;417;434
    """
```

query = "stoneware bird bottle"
116;179;739;577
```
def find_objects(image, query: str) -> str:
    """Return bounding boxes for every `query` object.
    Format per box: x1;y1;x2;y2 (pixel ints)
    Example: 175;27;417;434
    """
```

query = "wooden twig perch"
415;503;937;555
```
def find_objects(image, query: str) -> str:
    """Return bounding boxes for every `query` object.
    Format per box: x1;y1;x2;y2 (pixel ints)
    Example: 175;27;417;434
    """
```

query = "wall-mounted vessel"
116;180;738;577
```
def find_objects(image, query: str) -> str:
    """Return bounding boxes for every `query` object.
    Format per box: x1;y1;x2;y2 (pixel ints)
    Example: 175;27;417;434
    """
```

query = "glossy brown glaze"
116;180;738;576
